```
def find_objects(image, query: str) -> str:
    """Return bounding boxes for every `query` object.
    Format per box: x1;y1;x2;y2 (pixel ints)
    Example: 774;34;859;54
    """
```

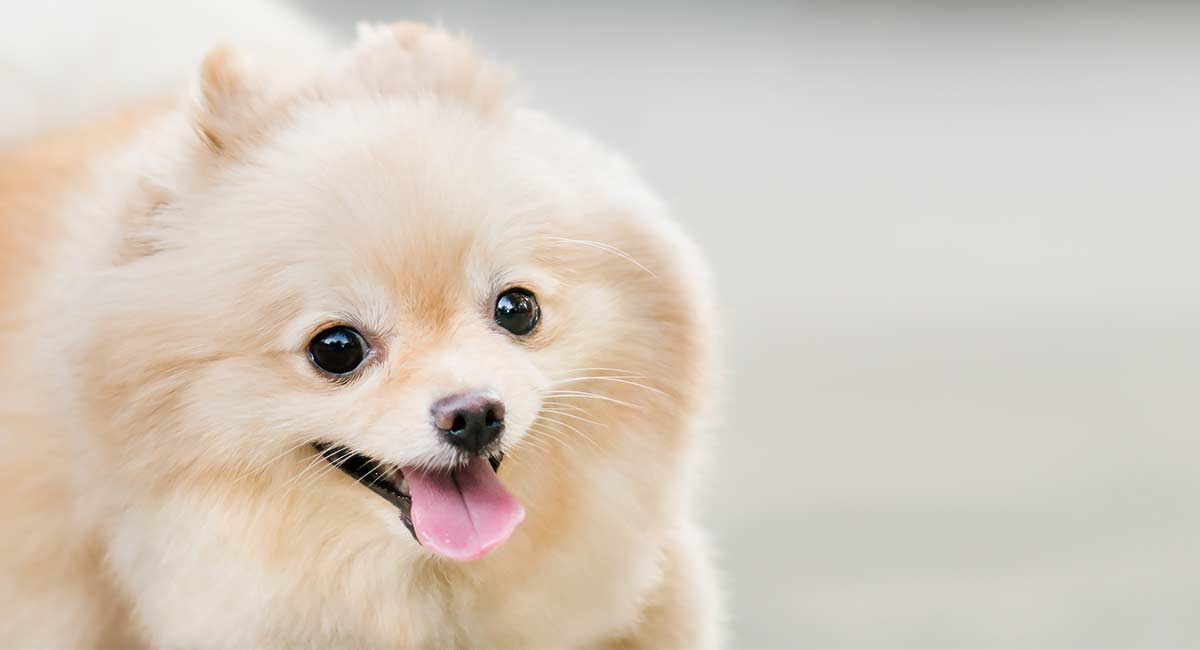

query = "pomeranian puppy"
0;10;719;650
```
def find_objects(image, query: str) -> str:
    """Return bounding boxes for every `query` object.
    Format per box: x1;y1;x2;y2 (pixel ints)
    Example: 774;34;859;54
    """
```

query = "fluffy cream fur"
0;18;720;649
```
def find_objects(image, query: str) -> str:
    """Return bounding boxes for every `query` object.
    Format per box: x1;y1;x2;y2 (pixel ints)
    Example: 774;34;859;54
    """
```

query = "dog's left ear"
190;46;265;155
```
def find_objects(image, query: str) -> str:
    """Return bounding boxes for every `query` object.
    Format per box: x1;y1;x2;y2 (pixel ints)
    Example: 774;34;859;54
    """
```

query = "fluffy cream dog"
0;18;719;649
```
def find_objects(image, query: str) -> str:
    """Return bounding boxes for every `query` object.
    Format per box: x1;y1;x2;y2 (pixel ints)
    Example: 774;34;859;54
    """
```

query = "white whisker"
234;439;314;483
526;423;573;448
542;390;641;410
538;407;606;428
364;458;393;490
298;452;356;492
284;449;331;489
540;417;603;452
540;399;594;416
544;236;656;277
283;446;352;494
550;376;668;397
554;367;645;377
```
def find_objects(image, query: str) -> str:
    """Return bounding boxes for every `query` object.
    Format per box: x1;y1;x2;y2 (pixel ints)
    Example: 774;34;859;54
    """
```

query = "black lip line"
311;443;504;541
334;450;411;509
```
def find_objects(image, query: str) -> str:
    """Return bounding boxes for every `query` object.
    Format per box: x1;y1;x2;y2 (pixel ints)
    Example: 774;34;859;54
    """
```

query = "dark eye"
495;288;540;336
308;326;367;375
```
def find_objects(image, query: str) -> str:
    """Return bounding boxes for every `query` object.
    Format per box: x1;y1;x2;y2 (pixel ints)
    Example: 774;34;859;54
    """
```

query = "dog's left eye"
495;288;540;336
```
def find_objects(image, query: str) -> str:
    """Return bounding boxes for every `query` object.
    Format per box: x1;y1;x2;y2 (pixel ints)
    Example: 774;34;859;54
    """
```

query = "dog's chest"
344;537;662;648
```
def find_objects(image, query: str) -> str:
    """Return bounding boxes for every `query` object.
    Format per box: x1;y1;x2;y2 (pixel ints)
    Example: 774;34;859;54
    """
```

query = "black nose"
432;392;505;454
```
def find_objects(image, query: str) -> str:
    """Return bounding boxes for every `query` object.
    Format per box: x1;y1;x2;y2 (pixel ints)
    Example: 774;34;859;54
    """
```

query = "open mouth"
313;443;522;562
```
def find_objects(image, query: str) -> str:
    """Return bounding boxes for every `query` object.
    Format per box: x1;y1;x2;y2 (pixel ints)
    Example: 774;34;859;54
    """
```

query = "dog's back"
0;3;327;646
0;57;180;650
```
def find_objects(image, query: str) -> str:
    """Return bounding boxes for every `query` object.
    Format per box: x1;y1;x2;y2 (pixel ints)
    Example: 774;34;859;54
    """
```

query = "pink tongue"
403;457;525;561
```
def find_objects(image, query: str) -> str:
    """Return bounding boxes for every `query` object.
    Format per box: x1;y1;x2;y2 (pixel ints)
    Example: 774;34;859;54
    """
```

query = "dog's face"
68;25;713;563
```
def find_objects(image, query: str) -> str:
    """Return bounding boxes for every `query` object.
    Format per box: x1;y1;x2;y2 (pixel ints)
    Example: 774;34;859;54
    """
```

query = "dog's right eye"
495;288;540;336
308;326;367;375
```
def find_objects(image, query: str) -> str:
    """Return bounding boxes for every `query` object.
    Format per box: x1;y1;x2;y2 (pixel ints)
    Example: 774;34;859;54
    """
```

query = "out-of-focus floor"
298;2;1200;647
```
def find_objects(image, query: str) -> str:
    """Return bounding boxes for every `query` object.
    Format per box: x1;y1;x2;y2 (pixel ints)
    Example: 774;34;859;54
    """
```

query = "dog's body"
0;7;718;648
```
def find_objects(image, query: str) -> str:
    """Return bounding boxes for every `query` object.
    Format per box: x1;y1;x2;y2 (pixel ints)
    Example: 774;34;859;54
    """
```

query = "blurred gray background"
301;2;1198;647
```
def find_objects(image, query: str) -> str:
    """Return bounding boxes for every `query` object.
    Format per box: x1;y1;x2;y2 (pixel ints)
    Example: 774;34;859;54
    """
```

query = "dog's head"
68;24;714;562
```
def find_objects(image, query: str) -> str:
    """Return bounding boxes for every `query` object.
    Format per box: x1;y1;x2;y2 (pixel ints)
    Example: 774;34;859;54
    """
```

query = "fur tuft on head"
321;22;514;119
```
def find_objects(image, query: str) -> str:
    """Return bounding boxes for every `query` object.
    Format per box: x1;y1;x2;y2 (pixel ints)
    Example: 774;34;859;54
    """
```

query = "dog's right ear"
113;48;263;265
190;47;265;155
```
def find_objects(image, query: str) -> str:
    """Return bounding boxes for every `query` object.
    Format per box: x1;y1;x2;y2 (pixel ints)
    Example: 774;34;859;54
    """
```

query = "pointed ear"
191;47;262;154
